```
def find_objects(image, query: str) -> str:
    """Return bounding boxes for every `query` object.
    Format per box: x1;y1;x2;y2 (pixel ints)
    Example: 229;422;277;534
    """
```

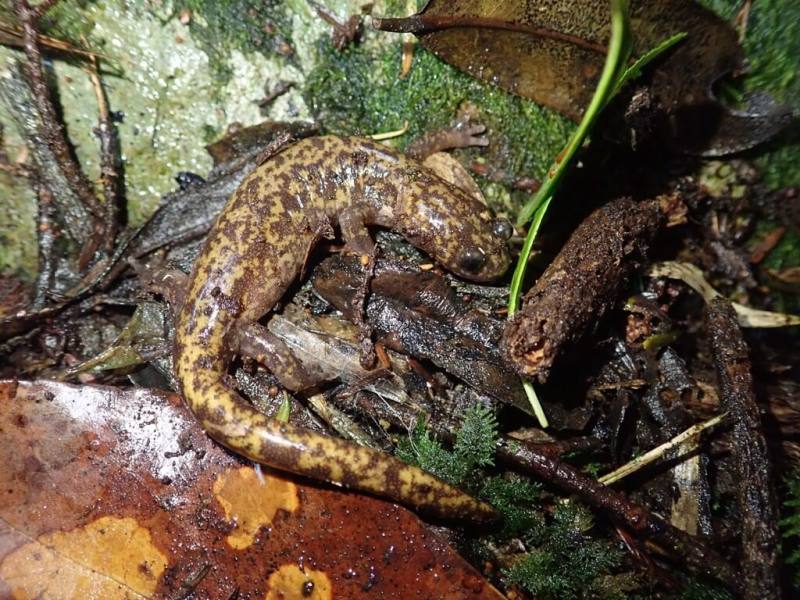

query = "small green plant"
396;403;498;486
479;475;541;538
670;579;734;600
504;502;625;600
399;410;628;597
781;470;800;589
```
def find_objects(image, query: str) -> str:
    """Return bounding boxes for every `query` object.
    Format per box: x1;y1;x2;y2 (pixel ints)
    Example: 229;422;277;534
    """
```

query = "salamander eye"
457;246;486;273
492;218;513;240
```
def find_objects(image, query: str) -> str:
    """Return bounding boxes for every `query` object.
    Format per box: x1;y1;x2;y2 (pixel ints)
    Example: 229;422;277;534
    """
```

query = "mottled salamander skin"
175;136;511;522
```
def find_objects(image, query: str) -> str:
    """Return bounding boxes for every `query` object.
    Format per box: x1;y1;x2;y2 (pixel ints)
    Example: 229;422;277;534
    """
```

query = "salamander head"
397;177;512;282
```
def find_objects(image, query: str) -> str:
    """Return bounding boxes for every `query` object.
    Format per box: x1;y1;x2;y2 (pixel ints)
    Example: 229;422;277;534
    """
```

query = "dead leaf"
0;380;505;599
65;302;169;376
1;516;168;599
750;226;786;264
766;266;800;288
375;0;791;154
649;261;800;327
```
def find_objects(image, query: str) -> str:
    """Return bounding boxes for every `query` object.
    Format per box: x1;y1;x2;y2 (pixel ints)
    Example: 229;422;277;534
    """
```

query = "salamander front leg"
338;206;378;369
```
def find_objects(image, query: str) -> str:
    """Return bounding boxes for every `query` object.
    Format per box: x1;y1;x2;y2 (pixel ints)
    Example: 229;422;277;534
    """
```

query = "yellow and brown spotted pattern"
174;136;510;522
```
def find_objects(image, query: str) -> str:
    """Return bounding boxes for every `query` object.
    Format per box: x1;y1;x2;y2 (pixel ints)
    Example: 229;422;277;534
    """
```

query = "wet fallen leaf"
1;516;168;599
375;0;792;154
0;380;505;600
649;261;800;327
65;301;169;376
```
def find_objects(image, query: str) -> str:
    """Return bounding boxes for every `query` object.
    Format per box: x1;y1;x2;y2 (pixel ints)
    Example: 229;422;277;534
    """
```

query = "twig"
598;414;728;485
503;197;665;382
369;121;409;141
308;0;360;50
373;14;608;56
0;62;92;261
14;0;107;266
0;22;101;60
32;182;57;308
256;81;293;110
649;261;800;327
706;297;781;599
494;438;739;593
87;53;123;252
15;0;102;219
307;393;383;451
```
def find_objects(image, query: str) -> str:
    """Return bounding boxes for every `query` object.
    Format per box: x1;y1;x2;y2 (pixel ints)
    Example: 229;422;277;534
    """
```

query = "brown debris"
502;197;666;382
749;226;785;264
256;81;293;111
0;21;100;60
706;297;781;599
87;55;123;253
312;255;528;413
309;0;362;50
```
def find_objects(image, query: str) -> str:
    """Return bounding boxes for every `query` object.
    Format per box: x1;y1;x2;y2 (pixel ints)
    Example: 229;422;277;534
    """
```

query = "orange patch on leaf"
0;516;167;599
265;564;332;600
213;466;299;549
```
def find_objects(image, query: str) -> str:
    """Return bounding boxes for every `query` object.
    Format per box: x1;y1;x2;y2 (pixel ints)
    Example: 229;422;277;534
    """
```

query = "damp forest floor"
0;2;799;600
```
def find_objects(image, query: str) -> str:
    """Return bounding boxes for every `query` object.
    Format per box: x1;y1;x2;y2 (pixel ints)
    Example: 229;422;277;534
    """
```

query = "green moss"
396;403;544;539
479;475;541;538
670;580;734;600
397;410;626;597
304;37;574;214
396;403;498;486
0;171;37;279
781;470;800;591
504;502;625;600
172;0;294;83
396;419;465;484
35;0;98;44
699;0;800;189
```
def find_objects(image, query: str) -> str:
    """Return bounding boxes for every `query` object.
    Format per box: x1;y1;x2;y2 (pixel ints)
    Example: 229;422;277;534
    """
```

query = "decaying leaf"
375;0;792;154
649;261;800;327
0;380;505;599
0;516;168;599
65;301;169;376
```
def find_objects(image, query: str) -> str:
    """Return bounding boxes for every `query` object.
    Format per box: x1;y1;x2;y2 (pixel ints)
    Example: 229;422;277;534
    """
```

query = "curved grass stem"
508;0;631;427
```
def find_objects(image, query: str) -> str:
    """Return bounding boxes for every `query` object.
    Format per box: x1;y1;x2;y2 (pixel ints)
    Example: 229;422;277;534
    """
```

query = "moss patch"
171;0;294;84
304;36;574;214
0;170;37;279
700;0;800;189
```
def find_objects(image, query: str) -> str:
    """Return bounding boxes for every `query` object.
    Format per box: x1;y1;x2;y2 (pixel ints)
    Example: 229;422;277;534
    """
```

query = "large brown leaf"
375;0;792;154
0;380;505;600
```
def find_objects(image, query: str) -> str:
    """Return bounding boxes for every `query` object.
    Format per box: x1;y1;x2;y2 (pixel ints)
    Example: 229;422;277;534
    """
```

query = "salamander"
174;135;511;522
